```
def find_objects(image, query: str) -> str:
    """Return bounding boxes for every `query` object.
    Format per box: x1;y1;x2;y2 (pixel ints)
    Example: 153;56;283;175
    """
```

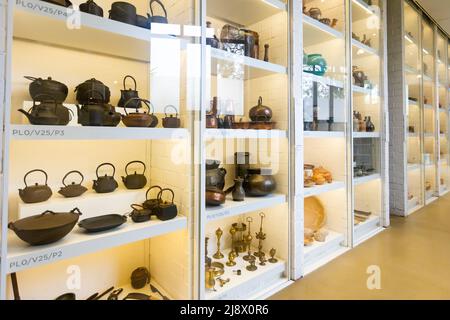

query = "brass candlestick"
205;237;211;267
213;228;224;259
226;250;237;267
254;212;266;258
231;222;247;254
243;217;254;261
259;255;267;266
229;225;237;256
268;248;278;263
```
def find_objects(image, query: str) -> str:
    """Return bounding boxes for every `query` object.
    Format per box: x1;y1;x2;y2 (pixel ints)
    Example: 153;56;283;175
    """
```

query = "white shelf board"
404;34;418;47
303;181;345;198
352;39;379;57
408;132;419;138
303;14;344;46
354;215;381;244
408;164;421;171
424;104;434;110
205;248;286;300
408;99;419;106
423;74;433;82
354;174;381;186
352;85;377;96
440;108;447;113
303;229;345;264
405;64;419;74
425;196;439;205
207;0;286;26
425;163;436;169
304;131;345;138
424;132;435;138
205;129;287;139
206;194;286;222
13;0;181;62
211;48;287;80
7;216;187;273
352;0;380;20
9;125;189;141
302;72;344;88
353;132;380;139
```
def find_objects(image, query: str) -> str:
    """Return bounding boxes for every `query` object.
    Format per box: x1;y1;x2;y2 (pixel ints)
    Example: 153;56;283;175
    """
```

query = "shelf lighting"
423;48;430;55
352;0;375;15
404;34;414;44
261;0;281;9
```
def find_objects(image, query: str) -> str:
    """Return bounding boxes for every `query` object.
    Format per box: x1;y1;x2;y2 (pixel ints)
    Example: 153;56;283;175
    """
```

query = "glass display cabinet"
436;31;449;196
301;0;350;274
422;19;438;204
200;0;292;299
0;0;198;300
351;0;387;245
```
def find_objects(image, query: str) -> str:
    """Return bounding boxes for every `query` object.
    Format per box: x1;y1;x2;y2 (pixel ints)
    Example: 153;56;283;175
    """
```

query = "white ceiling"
416;0;450;36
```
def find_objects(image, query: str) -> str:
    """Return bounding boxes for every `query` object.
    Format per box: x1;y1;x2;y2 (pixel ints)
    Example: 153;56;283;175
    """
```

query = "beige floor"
271;194;450;300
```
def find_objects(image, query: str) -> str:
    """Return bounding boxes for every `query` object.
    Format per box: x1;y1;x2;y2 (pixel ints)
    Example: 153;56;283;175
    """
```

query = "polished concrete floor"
272;194;450;300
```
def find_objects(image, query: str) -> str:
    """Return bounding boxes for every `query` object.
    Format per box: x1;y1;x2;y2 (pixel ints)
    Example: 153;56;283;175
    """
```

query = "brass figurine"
243;217;254;261
268;248;278;263
213;228;224;259
259;255;267;266
254;212;266;258
218;278;230;287
226;250;237;267
246;259;257;272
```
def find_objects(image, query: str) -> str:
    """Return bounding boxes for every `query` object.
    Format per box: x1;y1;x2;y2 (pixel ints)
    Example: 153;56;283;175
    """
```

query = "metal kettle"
93;163;118;194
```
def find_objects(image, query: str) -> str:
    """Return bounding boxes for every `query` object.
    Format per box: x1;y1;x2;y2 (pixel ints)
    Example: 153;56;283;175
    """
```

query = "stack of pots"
205;160;227;206
18;76;72;126
75;78;121;127
109;0;169;29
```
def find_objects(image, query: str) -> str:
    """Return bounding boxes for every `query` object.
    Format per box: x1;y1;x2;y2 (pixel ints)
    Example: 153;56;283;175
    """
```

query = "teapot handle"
123;98;154;115
145;185;162;200
24;76;40;82
258;96;263;106
23;169;49;187
123;75;137;91
70;208;83;216
164;105;178;118
125;160;146;176
157;188;175;204
149;0;167;18
62;170;84;187
96;163;116;178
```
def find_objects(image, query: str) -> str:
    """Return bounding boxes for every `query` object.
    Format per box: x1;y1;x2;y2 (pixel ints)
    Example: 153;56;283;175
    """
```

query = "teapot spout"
18;109;33;122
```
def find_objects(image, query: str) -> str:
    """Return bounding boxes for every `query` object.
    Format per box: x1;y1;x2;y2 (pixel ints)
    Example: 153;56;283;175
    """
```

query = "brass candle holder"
226;250;237;267
253;212;266;258
246;259;257;272
243;217;254;262
259;255;267;266
231;222;247;254
213;228;224;259
229;225;237;256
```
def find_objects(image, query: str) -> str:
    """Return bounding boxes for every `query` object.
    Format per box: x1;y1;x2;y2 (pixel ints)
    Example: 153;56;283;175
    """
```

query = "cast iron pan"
78;214;127;233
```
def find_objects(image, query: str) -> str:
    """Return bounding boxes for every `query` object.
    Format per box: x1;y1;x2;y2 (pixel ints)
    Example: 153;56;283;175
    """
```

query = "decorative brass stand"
246;259;257;272
229;225;237;256
243;217;254;261
213;228;224;259
268;248;278;263
253;212;266;258
259;255;267;266
226;250;237;267
231;222;247;254
205;237;211;267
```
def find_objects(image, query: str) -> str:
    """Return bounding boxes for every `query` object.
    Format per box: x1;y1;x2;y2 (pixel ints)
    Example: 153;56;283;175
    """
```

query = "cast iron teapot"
75;78;111;104
149;0;168;24
58;170;88;198
122;160;147;190
205;160;227;190
249;96;273;122
76;90;121;127
154;188;177;221
143;185;163;211
162;105;181;128
79;0;103;17
118;75;142;109
93;163;118;193
18;95;72;126
19;169;53;204
122;98;158;128
129;204;153;223
24;76;68;103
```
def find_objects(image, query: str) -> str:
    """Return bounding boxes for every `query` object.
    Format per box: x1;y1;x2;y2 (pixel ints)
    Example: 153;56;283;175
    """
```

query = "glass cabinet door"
302;0;350;273
351;0;385;244
422;20;438;203
202;0;290;299
437;31;449;195
404;2;424;213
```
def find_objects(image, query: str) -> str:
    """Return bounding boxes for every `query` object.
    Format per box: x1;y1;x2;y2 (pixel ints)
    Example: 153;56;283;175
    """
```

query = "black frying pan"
78;215;127;233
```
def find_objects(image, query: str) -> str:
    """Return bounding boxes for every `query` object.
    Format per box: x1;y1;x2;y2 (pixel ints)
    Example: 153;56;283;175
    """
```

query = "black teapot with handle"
149;0;168;24
93;163;118;193
122;161;147;190
118;75;142;109
162;105;181;128
18;94;72;126
143;185;163;211
76;90;121;127
154;188;177;221
24;76;68;103
19;169;53;204
58;170;88;198
79;0;103;16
